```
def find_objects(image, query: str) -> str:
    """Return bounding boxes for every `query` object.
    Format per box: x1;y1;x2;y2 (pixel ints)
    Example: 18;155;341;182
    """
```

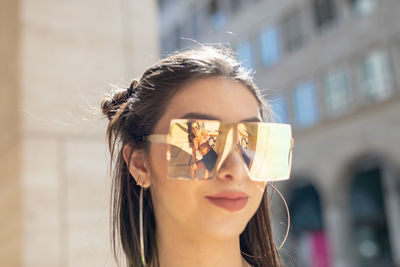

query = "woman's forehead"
173;78;260;119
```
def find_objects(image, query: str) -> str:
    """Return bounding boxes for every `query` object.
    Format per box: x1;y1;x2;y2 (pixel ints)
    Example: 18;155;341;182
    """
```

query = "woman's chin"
193;216;248;242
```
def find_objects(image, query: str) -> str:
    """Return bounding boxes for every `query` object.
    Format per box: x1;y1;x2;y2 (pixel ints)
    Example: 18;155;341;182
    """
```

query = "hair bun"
101;80;139;121
100;95;122;121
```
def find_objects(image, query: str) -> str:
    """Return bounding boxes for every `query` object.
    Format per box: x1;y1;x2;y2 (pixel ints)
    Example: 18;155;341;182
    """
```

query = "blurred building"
0;0;159;266
158;0;400;266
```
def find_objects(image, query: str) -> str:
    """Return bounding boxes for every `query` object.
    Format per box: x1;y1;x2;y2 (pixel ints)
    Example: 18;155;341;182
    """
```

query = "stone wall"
0;0;21;266
0;0;159;266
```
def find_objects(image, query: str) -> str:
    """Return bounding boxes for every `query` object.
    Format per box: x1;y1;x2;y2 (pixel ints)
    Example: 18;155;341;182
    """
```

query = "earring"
267;182;290;250
139;186;147;266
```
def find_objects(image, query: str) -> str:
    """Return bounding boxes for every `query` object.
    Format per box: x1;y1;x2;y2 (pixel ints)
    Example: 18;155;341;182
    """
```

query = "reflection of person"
101;46;284;267
188;122;219;179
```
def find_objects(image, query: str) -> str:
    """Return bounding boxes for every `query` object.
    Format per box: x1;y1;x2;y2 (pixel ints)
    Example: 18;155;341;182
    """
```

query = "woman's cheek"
250;182;267;209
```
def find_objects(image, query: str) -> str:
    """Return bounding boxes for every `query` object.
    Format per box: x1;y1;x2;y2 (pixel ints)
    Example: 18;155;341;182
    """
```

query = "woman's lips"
205;191;249;212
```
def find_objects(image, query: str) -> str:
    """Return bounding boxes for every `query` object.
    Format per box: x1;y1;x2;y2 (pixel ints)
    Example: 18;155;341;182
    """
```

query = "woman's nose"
216;148;248;185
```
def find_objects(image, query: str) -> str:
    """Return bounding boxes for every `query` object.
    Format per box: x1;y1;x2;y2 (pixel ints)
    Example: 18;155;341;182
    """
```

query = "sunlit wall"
0;0;159;266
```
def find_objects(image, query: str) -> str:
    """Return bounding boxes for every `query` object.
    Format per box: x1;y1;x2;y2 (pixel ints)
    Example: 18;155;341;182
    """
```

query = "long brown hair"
100;46;284;267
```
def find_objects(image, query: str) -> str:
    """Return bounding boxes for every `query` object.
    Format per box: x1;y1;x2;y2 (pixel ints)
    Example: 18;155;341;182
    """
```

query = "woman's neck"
155;224;250;267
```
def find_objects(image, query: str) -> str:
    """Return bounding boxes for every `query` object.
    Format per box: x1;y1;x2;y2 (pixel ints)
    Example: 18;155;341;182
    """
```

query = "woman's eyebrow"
181;113;220;120
240;117;261;122
180;113;261;122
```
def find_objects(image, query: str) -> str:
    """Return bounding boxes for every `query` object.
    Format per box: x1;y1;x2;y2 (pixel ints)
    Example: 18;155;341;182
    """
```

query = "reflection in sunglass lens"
168;120;221;180
246;123;292;181
166;119;292;181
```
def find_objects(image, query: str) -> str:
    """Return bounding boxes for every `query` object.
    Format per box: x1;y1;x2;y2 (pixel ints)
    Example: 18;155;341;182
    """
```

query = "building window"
359;50;392;102
395;40;400;85
270;95;290;123
208;0;226;30
161;35;173;54
287;183;331;267
293;82;319;128
158;0;169;11
259;26;281;67
282;9;305;53
313;0;337;31
348;0;377;17
230;0;243;13
237;41;255;70
174;25;182;50
350;167;394;266
161;26;181;54
183;10;201;40
323;68;352;117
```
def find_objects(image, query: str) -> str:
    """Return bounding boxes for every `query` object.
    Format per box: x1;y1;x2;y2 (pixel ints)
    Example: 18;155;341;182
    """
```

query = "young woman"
188;121;220;179
101;46;293;267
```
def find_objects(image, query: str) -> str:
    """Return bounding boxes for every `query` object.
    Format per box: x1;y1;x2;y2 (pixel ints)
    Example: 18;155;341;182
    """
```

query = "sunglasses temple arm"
146;134;167;144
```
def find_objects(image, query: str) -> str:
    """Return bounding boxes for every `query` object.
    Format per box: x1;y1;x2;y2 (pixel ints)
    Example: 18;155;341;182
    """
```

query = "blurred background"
1;0;399;266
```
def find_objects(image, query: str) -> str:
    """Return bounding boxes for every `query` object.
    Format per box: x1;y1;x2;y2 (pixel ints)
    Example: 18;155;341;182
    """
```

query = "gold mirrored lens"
167;119;221;179
242;123;293;181
166;119;293;181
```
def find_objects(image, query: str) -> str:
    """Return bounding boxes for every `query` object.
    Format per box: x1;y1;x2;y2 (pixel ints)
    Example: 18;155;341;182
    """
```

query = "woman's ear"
122;144;151;188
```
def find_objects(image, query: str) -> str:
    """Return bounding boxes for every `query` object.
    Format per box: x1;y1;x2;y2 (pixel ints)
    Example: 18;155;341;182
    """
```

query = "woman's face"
192;123;201;135
147;77;267;241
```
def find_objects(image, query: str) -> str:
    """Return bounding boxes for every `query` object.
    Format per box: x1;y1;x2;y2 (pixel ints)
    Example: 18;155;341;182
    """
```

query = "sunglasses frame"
146;119;294;181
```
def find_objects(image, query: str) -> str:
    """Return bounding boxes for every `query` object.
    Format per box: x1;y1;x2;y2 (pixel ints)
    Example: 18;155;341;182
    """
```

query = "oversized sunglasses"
147;119;294;182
